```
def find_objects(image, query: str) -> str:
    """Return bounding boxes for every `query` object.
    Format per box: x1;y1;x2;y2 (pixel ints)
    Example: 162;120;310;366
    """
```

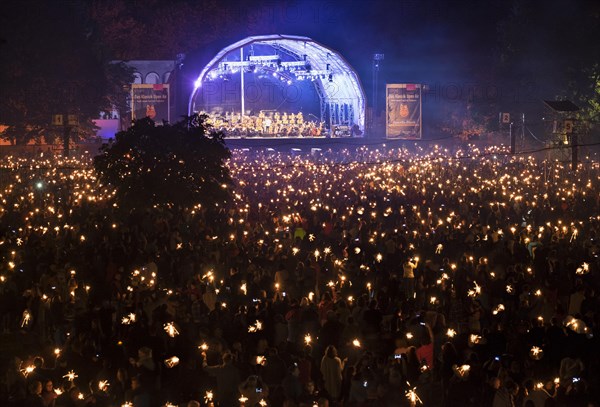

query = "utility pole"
510;121;515;154
565;119;576;170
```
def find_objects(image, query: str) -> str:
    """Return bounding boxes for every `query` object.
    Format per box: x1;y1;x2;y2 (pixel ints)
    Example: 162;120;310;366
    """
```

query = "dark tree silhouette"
94;114;232;212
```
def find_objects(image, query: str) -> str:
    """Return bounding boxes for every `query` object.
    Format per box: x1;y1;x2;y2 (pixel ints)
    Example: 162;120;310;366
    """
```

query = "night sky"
1;0;598;138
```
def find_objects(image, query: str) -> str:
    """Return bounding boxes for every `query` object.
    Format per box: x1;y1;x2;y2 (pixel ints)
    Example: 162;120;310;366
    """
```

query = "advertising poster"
386;84;421;139
131;84;170;123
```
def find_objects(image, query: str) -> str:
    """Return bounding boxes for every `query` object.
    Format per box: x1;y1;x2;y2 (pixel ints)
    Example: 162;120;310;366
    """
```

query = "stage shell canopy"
188;34;366;133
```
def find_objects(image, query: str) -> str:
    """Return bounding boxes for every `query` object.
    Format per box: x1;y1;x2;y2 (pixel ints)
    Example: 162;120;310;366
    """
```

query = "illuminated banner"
386;84;422;139
131;84;170;123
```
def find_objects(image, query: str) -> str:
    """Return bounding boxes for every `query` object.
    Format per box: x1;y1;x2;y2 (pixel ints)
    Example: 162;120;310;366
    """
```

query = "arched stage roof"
188;34;366;131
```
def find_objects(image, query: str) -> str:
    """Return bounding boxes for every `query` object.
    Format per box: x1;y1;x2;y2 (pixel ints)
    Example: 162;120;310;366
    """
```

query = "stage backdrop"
386;84;422;139
131;84;170;123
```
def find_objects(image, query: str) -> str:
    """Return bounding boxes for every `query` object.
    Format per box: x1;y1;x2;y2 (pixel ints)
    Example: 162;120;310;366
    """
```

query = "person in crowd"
0;147;599;407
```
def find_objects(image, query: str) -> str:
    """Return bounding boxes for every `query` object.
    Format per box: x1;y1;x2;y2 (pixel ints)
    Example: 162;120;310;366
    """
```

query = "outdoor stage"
188;35;367;143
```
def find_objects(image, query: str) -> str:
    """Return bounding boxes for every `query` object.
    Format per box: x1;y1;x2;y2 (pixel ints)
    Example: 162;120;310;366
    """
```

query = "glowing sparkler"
21;310;31;327
469;334;482;345
164;356;180;368
248;320;263;333
446;328;456;338
63;370;78;381
405;385;423;405
164;322;179;337
21;365;35;377
576;262;589;275
530;346;543;360
455;364;471;379
492;304;505;315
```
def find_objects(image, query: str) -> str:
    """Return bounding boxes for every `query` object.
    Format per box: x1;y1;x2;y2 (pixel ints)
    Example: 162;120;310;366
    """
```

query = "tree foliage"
495;0;600;118
94;115;232;212
88;0;280;60
0;1;132;146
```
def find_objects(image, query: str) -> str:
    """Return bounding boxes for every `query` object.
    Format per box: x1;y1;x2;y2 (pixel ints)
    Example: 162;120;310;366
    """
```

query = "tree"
94;114;232;212
0;1;132;152
495;0;600;120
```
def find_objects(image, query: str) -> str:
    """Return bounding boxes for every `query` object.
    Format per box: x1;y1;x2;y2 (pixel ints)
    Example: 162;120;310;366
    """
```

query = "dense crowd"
0;144;599;407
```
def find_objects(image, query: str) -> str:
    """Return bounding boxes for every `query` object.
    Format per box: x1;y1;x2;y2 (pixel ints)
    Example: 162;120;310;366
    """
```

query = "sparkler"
164;322;179;337
248;320;263;333
98;380;110;391
492;304;505;315
446;328;456;338
256;356;266;365
467;281;481;298
21;365;35;377
454;364;471;379
164;356;180;368
199;343;209;352
304;334;312;345
63;370;78;381
576;262;589;275
469;334;482;346
352;339;361;347
530;346;543;360
405;385;423;405
21;309;31;327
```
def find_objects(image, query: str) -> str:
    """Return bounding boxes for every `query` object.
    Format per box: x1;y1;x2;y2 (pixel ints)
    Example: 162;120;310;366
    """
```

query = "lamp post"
372;54;384;118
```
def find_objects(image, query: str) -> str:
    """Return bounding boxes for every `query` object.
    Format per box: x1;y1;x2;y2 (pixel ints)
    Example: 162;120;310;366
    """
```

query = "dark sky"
196;0;513;123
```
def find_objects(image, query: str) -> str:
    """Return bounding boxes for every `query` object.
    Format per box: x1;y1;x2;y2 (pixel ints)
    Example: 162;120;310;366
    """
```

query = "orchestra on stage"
203;111;326;138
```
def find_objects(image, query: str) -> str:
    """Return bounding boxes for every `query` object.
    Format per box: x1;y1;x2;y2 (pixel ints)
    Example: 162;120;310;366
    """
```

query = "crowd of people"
0;143;599;407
